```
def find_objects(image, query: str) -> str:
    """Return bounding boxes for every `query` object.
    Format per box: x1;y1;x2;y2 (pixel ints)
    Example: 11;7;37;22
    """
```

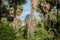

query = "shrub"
33;21;51;40
16;27;27;40
0;23;16;40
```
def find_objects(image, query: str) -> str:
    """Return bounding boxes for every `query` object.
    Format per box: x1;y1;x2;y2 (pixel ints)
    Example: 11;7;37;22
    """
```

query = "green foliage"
33;21;51;40
34;28;51;40
8;0;26;5
1;0;60;40
0;5;9;17
17;0;27;5
55;11;60;39
0;18;27;40
0;22;16;40
16;27;27;40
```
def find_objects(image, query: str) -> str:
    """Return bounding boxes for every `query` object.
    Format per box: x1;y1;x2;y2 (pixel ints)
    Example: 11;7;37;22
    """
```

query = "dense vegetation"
0;0;60;40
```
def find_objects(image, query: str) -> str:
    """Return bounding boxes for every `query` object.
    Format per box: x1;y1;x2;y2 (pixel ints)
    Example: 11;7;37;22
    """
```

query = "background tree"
36;0;60;40
0;0;9;19
1;0;27;29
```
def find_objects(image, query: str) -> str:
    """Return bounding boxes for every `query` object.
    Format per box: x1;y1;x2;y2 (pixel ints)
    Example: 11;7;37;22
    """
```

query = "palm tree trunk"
56;0;59;22
0;0;2;6
27;0;38;39
13;0;17;30
0;0;2;20
27;0;36;39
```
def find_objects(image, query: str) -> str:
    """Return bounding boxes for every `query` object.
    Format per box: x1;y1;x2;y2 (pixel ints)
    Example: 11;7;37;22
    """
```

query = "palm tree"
27;0;38;39
0;0;9;19
36;0;59;40
0;0;26;29
6;0;27;29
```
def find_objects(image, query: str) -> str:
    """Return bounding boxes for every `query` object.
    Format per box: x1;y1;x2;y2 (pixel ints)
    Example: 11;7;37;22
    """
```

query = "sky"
20;0;40;20
4;0;40;20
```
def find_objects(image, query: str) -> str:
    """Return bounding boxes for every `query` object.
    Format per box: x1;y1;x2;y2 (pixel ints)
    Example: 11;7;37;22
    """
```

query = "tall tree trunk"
0;0;2;20
27;0;38;39
0;0;2;7
0;0;2;19
27;0;37;39
13;0;17;30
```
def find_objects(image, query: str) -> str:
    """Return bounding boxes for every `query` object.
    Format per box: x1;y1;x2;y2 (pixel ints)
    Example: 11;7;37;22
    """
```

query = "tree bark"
27;0;35;39
13;0;17;30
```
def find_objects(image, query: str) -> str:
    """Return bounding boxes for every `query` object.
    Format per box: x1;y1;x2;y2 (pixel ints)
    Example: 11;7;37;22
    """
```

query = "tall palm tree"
36;0;58;40
13;0;26;29
28;0;38;39
7;0;27;29
0;0;26;28
0;0;9;19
